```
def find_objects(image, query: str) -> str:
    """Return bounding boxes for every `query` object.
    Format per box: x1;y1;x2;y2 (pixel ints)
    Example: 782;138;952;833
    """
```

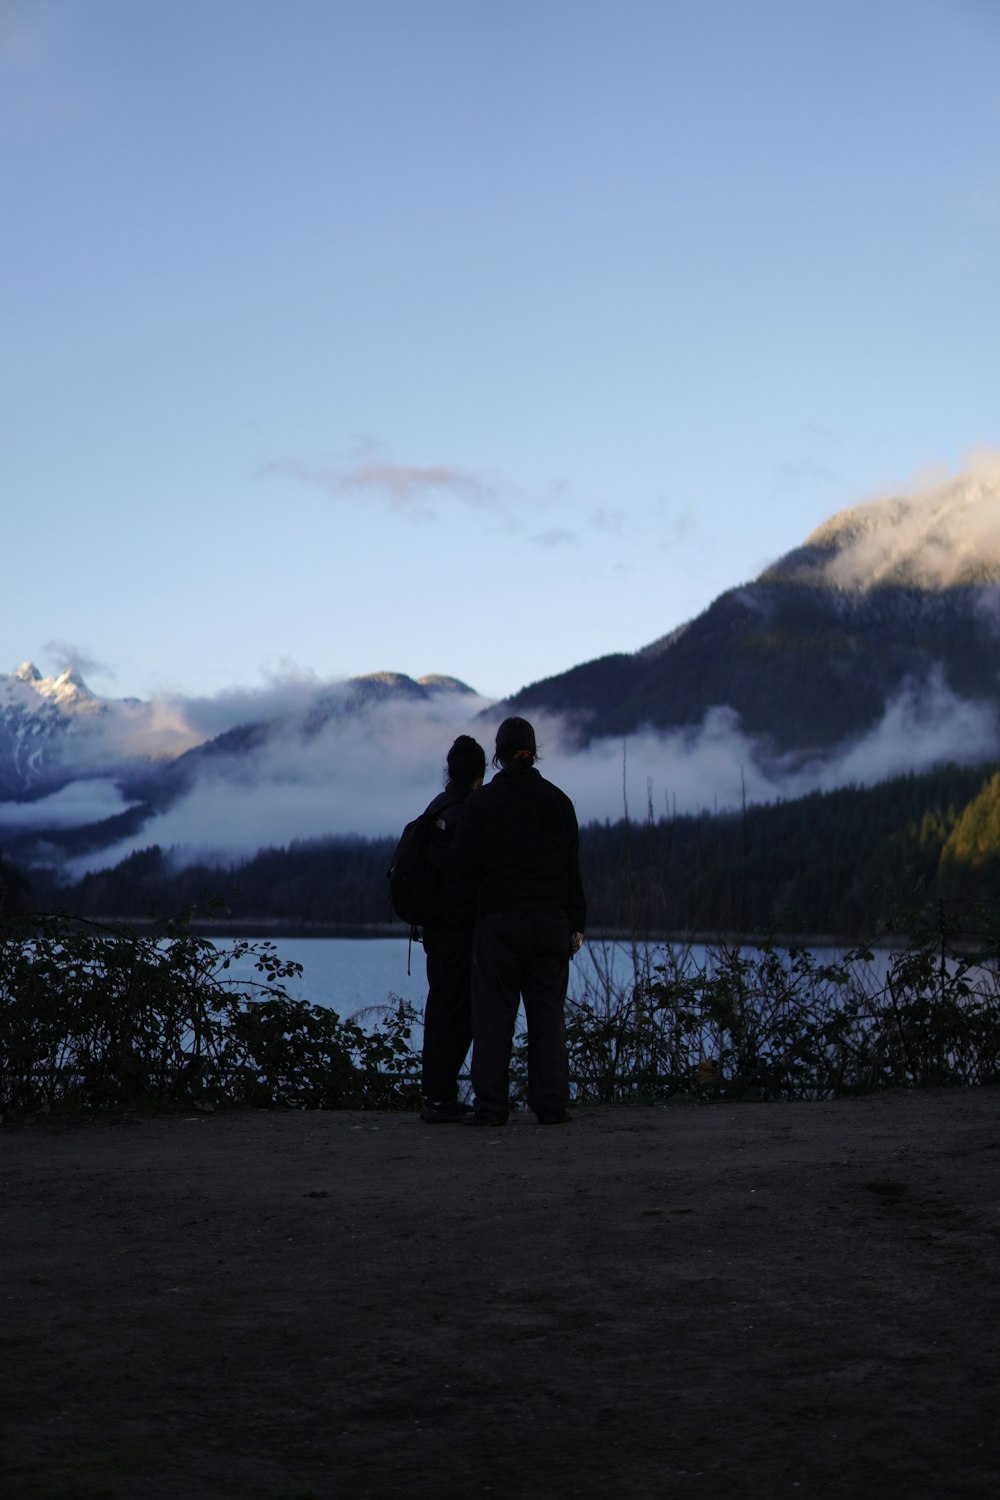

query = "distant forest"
6;761;1000;938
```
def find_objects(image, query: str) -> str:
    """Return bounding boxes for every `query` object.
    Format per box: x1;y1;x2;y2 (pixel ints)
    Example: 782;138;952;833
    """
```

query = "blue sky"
3;0;1000;705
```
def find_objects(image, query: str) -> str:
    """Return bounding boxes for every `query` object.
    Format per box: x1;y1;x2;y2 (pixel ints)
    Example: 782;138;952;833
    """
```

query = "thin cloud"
660;500;699;545
589;506;629;535
588;499;699;549
264;453;501;517
533;527;577;548
773;458;841;493
42;640;112;681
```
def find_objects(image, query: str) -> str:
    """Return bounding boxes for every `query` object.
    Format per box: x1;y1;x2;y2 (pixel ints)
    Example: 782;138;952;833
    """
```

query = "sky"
3;0;1000;708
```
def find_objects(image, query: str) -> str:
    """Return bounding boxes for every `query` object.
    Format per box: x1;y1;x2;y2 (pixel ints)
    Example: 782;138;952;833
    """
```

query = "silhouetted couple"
418;717;586;1127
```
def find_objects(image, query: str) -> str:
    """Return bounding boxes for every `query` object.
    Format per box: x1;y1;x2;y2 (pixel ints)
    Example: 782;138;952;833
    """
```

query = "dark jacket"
423;779;477;932
447;763;586;931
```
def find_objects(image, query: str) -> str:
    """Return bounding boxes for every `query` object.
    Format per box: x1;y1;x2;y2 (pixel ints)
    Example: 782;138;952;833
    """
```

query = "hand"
569;931;584;956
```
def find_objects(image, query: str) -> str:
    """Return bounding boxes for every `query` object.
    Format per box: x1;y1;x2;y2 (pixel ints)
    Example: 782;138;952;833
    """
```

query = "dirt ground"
2;1090;999;1500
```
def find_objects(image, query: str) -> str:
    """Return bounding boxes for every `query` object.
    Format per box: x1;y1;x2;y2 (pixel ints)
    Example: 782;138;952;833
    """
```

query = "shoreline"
75;915;912;948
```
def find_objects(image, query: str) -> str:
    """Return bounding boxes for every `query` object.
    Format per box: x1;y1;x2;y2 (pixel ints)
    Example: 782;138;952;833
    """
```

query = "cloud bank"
12;453;1000;874
0;779;138;831
62;689;495;872
806;453;1000;590
530;670;999;830
55;666;1000;876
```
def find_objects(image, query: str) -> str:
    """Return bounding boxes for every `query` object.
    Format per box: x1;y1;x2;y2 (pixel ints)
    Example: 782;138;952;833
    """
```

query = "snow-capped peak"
36;667;95;707
3;662;97;712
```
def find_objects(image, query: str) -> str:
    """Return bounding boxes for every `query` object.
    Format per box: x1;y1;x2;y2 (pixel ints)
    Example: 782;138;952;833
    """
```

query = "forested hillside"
938;771;1000;902
6;761;995;938
584;763;990;935
506;582;1000;755
38;837;396;928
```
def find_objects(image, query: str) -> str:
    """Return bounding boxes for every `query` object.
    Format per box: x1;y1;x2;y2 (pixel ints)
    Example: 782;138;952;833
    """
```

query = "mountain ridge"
499;478;1000;759
5;472;1000;863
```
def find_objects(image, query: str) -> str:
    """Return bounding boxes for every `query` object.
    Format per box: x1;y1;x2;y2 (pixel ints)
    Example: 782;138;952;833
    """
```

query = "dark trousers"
470;909;570;1122
421;927;473;1103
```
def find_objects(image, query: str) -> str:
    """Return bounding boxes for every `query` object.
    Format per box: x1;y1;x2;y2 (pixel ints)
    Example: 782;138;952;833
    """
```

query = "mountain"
501;483;1000;764
0;666;477;802
6;471;1000;870
128;672;478;804
0;666;480;864
0;663;109;800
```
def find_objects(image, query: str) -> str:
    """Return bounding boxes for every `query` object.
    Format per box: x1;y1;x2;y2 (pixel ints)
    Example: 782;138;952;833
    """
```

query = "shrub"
0;909;421;1118
5;901;999;1119
550;901;1000;1103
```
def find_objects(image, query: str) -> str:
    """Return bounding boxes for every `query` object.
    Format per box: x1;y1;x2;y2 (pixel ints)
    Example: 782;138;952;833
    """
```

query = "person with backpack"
392;734;486;1123
447;717;586;1126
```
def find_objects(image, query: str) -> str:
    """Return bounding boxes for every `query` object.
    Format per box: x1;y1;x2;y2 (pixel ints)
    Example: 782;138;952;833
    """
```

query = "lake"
217;932;886;1022
226;935;431;1017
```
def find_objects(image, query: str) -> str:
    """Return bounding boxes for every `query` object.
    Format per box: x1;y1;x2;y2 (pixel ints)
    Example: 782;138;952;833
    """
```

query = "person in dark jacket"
418;734;486;1123
448;717;586;1126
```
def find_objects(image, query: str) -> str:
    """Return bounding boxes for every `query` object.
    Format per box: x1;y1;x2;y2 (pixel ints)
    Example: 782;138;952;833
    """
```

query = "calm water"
226;935;430;1018
216;933;879;1022
222;934;636;1021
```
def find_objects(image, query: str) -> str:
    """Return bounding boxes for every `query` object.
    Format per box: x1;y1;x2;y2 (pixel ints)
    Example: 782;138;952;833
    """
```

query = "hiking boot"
419;1100;468;1124
537;1111;572;1125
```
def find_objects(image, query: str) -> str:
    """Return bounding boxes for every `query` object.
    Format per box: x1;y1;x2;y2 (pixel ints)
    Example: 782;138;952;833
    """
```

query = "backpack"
387;798;460;928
